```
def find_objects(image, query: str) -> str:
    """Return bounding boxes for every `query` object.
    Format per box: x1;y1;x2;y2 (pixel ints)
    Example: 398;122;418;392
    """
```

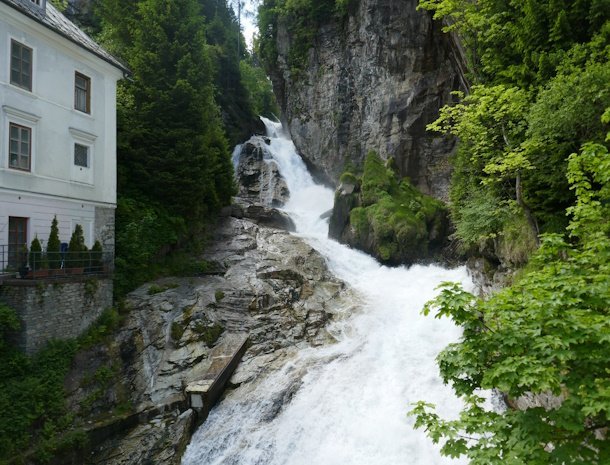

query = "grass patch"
170;321;186;342
147;282;179;295
193;322;224;348
78;308;122;349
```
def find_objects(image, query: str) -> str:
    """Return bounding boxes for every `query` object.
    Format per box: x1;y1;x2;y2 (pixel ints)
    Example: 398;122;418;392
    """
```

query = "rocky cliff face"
269;0;466;200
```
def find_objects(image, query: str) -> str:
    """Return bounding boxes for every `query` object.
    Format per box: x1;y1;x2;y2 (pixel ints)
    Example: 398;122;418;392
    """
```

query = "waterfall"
182;118;472;465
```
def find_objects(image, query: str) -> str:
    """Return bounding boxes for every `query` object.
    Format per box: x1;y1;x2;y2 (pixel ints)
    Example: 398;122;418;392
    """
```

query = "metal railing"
0;244;112;280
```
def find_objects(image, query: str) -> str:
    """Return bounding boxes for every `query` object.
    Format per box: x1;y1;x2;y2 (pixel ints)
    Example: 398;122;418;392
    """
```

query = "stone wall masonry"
0;277;113;354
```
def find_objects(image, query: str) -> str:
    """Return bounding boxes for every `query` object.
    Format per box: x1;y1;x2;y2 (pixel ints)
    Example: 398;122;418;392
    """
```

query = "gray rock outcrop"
269;0;466;199
75;216;349;464
235;138;290;207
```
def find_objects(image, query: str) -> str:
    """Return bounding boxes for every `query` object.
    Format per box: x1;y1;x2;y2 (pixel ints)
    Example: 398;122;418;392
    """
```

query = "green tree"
68;224;87;268
410;121;610;464
420;0;609;259
240;58;279;117
29;236;43;271
47;215;61;270
116;0;235;221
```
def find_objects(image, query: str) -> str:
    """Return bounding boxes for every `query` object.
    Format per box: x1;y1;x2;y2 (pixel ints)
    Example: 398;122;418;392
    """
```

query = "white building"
0;0;127;269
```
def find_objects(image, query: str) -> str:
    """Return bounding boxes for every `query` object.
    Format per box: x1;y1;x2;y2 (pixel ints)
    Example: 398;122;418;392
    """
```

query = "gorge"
3;1;607;463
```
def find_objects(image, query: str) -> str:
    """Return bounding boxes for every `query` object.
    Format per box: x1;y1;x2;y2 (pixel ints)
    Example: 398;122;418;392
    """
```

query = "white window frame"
8;38;34;93
74;143;90;168
2;105;40;173
69;127;96;185
74;71;91;114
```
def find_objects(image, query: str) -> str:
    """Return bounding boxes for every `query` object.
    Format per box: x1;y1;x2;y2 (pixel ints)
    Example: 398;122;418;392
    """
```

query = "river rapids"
181;119;473;465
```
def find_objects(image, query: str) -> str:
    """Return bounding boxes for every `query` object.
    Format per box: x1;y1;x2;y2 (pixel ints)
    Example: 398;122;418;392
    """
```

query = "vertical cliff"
266;0;466;200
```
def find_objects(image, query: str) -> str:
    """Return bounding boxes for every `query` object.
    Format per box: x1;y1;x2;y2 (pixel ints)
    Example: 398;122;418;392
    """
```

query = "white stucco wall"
0;2;122;253
0;3;121;206
0;190;95;247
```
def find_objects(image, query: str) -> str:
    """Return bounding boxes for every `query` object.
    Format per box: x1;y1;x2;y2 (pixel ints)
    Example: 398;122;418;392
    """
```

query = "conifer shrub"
47;216;61;270
29;236;44;271
68;224;87;268
90;240;103;272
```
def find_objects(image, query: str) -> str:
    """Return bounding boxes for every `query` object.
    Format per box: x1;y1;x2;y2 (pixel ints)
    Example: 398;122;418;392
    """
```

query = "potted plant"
18;245;29;278
89;240;103;273
47;216;62;273
28;236;48;278
67;224;87;274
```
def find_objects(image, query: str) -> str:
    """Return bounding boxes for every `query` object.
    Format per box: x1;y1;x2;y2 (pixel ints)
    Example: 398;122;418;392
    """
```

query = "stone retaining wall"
0;277;113;354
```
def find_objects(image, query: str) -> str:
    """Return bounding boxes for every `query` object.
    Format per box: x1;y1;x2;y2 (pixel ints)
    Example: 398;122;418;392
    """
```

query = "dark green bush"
29;236;44;271
47;216;61;270
68;224;88;268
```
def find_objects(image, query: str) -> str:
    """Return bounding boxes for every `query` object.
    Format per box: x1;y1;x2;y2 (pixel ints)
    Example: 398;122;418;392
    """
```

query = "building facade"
0;0;126;269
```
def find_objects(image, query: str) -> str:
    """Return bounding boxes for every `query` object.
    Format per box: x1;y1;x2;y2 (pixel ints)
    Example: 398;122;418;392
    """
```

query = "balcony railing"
0;244;112;280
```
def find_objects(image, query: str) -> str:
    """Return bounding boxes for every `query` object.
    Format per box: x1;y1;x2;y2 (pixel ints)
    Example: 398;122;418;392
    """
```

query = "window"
74;143;89;168
9;123;31;171
8;217;28;269
10;40;32;91
74;72;91;113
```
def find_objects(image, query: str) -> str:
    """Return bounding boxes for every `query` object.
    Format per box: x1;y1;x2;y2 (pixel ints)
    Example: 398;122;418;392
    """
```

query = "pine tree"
112;0;236;222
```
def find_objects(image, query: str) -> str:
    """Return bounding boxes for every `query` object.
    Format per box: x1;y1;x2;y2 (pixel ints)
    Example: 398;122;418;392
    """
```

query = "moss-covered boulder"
329;152;450;265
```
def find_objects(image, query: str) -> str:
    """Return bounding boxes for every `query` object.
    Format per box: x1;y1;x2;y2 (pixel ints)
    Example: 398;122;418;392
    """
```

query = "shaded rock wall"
269;0;466;200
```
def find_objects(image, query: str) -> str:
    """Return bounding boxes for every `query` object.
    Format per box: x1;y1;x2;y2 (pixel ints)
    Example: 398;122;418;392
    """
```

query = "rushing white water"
182;118;472;465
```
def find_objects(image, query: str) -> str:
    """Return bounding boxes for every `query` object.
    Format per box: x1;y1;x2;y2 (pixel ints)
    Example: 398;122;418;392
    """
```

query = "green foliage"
422;1;610;260
170;321;186;342
68;224;88;268
78;308;122;349
90;240;103;271
29;236;43;271
524;59;610;225
147;282;179;295
239;59;279;118
116;0;236;220
201;0;272;143
214;290;225;302
47;216;61;270
411;129;610;464
193;322;224;348
98;0;272;296
346;152;448;264
418;0;610;87
48;0;68;11
339;171;359;186
257;0;352;73
0;303;80;463
113;197;186;297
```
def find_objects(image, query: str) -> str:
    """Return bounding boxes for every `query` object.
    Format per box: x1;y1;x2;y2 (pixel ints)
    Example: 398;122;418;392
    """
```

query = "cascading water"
182;118;473;465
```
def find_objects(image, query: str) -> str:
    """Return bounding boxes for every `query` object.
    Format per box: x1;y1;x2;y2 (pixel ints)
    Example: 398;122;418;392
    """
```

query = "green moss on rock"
340;151;450;264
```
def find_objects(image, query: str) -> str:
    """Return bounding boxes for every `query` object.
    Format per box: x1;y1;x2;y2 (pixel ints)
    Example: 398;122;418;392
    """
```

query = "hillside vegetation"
410;1;610;463
94;0;278;295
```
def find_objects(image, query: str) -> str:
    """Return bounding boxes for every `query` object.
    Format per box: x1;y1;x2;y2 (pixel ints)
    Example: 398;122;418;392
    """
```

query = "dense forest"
95;0;278;296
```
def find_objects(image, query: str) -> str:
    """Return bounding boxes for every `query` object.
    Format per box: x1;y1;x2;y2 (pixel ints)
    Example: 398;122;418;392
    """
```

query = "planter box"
66;267;85;275
27;269;49;279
